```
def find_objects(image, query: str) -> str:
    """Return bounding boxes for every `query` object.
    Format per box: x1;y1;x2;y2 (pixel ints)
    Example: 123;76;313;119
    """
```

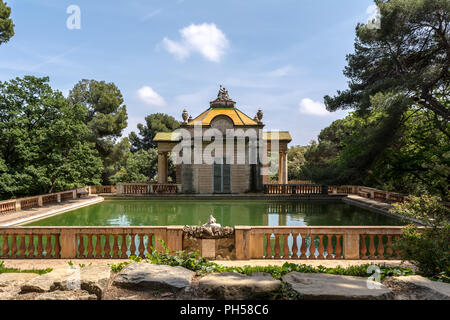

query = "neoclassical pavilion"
154;87;292;194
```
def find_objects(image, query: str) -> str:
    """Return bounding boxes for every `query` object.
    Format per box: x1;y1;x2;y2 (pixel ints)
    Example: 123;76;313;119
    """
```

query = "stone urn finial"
188;115;193;122
256;109;263;123
182;109;189;123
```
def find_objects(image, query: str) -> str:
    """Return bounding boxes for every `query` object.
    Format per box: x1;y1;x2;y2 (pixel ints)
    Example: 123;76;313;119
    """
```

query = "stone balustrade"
0;226;184;259
235;226;406;260
264;184;327;195
0;189;80;215
116;183;182;195
0;225;412;260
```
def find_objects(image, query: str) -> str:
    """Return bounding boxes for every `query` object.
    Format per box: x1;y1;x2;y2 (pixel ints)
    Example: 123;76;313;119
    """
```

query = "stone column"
278;151;288;184
157;151;168;184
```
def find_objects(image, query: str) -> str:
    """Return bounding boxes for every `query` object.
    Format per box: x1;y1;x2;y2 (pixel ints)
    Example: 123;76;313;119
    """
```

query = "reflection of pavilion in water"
267;202;326;226
111;201;329;227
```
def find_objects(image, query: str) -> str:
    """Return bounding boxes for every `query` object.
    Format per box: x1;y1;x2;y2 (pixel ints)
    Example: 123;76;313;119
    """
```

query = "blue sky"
0;0;376;145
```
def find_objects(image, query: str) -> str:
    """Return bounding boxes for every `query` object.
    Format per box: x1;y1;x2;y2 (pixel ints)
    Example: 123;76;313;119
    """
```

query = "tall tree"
325;0;450;121
0;76;102;199
68;79;128;184
0;0;14;45
129;113;180;152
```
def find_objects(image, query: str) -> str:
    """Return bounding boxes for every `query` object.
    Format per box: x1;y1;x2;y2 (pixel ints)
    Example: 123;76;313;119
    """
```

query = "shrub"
391;196;449;282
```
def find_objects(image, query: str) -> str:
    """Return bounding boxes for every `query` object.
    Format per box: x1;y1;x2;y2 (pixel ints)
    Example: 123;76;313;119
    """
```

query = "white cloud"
265;66;293;77
162;23;229;62
137;86;166;107
298;98;331;116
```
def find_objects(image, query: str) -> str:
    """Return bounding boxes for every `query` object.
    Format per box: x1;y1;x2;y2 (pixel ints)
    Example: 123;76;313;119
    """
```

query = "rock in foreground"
113;263;195;293
198;272;281;300
383;276;450;300
282;272;393;300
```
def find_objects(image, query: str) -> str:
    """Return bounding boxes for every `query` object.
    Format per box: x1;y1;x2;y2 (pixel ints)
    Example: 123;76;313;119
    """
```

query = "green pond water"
25;200;406;226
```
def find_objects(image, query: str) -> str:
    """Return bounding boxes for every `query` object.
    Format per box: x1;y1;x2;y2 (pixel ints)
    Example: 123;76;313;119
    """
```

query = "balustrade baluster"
95;235;102;258
53;234;60;258
274;234;281;259
377;235;384;259
138;234;145;257
386;235;393;258
299;234;307;259
291;233;298;259
326;235;334;259
77;235;85;258
368;235;376;259
129;234;137;257
360;235;368;259
36;235;44;258
19;235;26;259
335;235;342;259
121;234;128;258
309;234;316;259
317;235;325;259
112;234;119;258
86;234;94;258
283;234;290;258
2;235;9;258
45;235;53;258
265;234;272;258
147;233;153;255
103;234;111;258
28;235;35;258
10;235;17;258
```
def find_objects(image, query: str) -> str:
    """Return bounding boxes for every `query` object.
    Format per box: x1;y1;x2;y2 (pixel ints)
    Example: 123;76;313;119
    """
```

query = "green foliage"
391;196;449;282
0;260;52;275
0;0;14;45
391;195;449;227
68;79;128;185
129;113;180;151
0;76;103;199
128;113;180;181
301;96;449;198
298;0;450;199
325;0;450;121
111;240;414;282
395;224;449;282
287;145;308;181
110;149;158;183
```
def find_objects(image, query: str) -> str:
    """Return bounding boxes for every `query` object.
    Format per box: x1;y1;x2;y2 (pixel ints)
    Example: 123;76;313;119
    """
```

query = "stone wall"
182;234;236;260
182;225;236;260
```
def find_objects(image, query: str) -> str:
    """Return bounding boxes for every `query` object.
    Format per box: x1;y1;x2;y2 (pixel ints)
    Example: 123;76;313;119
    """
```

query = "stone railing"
0;226;183;259
264;184;327;195
0;189;82;215
0;225;411;260
116;183;182;195
264;184;407;203
234;226;406;260
89;185;116;194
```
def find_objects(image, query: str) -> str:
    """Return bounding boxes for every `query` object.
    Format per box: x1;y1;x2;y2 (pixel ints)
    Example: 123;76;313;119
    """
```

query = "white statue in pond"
203;215;221;228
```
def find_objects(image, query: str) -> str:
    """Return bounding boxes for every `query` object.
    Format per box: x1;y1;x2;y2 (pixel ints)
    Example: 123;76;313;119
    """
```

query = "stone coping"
343;195;423;225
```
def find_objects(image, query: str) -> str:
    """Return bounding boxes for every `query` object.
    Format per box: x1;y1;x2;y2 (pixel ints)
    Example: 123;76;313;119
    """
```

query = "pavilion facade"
154;87;291;194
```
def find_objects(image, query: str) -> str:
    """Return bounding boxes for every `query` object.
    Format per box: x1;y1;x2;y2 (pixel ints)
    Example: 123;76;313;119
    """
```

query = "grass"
0;260;52;275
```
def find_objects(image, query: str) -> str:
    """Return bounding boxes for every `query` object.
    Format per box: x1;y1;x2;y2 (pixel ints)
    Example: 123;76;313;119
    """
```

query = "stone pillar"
343;232;360;259
60;229;77;259
278;151;288;184
38;196;43;207
157;151;168;184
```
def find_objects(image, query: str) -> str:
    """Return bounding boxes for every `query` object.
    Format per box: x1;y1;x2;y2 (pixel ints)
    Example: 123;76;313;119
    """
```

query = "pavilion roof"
186;107;258;126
